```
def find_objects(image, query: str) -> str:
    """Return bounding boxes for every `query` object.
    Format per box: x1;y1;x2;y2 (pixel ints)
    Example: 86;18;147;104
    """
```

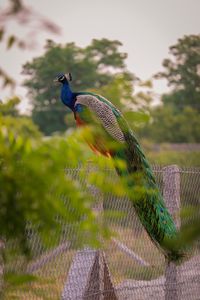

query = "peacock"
54;72;183;262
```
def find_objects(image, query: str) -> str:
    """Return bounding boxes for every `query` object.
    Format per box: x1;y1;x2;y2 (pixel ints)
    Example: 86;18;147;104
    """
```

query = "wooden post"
163;165;181;300
61;249;117;300
61;248;99;299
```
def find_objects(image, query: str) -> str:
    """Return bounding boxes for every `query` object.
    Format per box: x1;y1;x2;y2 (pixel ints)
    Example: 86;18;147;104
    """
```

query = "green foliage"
0;98;41;139
4;272;37;286
139;105;200;143
0;99;128;260
7;35;16;49
90;73;136;112
140;34;200;143
22;39;136;135
0;97;20;116
156;34;200;111
0;103;128;293
1;115;42;139
140;138;200;167
0;102;111;256
147;149;200;167
86;39;127;69
0;67;15;88
7;137;96;247
164;208;200;258
84;73;152;135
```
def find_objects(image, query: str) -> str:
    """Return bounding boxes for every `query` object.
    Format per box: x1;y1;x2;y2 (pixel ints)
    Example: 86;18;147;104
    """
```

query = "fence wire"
2;166;200;300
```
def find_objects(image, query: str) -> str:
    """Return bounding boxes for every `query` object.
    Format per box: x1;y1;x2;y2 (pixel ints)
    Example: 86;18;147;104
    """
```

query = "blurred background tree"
157;34;200;111
0;97;41;139
22;39;140;135
139;34;200;143
21;34;200;142
140;105;200;143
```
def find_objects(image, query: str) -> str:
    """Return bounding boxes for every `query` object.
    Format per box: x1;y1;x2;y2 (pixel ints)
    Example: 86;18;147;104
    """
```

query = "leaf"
0;27;4;41
124;111;150;124
5;272;37;286
7;35;16;49
139;80;153;88
3;76;15;88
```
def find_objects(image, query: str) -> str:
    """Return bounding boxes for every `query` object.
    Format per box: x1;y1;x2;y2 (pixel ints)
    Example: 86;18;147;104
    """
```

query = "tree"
0;96;20;116
140;105;200;143
90;72;136;112
22;39;136;135
0;97;41;138
156;34;200;111
140;35;200;143
0;100;109;271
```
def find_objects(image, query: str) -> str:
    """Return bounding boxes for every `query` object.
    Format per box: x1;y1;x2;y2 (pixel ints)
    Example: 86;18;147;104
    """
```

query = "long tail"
113;128;185;263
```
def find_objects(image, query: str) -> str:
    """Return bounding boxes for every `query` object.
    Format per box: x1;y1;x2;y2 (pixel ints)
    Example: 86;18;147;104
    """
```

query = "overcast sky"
1;0;200;111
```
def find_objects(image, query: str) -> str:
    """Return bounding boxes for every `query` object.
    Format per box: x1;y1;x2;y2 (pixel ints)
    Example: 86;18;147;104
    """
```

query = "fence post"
163;165;181;300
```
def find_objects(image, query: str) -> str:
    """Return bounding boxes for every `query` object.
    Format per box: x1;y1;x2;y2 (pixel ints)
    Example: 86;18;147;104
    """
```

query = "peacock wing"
75;94;125;143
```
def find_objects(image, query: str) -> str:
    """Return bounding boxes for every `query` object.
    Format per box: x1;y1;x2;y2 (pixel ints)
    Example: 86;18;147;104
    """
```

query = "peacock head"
54;72;72;84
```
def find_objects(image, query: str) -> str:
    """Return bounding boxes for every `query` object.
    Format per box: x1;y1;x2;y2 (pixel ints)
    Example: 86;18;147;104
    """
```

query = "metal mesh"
2;166;200;300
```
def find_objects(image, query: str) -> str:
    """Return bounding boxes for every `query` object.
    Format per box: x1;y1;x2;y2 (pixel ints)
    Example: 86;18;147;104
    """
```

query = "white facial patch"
65;73;72;81
59;75;65;81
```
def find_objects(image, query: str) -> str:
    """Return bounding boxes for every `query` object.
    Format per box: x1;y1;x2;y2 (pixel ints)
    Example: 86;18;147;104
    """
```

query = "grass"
4;250;74;300
3;225;166;300
147;150;200;168
104;226;165;284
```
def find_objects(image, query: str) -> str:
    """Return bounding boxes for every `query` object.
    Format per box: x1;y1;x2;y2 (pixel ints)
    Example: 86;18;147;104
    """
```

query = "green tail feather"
114;115;185;263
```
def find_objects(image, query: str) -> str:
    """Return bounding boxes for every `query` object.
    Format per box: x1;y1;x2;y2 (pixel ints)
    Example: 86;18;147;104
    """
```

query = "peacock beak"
53;78;59;83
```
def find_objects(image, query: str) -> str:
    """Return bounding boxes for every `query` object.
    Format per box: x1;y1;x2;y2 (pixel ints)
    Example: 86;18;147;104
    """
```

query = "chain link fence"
2;165;200;299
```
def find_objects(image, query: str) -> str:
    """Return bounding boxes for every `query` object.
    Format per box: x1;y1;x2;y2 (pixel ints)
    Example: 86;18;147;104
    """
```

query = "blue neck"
60;82;75;110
